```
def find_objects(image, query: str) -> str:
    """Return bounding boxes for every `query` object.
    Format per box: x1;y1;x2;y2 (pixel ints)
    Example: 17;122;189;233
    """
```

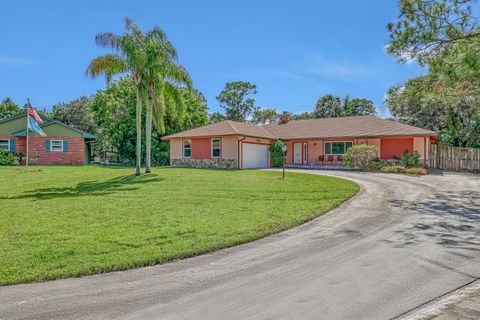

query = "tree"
385;75;480;147
386;0;480;147
0;98;22;119
251;107;279;125
313;94;343;118
344;98;377;116
142;28;192;173
216;81;257;122
91;77;210;165
386;0;480;65
313;94;377;118
292;111;315;120
51;96;96;133
178;88;209;130
87;18;147;176
209;112;226;124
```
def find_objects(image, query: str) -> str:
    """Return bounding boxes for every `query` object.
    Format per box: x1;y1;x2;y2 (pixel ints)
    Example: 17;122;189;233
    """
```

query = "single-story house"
0;114;95;165
161;115;438;169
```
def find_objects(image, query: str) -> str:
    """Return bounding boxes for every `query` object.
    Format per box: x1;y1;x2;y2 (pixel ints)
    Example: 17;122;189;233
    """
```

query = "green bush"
401;150;421;168
342;144;379;169
271;140;285;168
368;158;389;171
0;150;22;166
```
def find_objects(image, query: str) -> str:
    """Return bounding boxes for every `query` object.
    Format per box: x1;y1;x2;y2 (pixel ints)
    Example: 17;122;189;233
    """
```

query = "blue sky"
0;0;426;117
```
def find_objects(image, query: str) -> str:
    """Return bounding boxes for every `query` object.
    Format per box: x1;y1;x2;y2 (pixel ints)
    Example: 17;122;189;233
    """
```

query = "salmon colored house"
0;114;95;165
162;115;437;169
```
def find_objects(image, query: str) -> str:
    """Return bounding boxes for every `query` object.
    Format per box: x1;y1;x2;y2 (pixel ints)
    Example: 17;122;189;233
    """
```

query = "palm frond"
85;54;129;81
95;33;122;51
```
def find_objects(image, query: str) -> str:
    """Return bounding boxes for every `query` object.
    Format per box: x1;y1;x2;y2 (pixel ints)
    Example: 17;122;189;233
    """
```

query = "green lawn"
0;166;359;285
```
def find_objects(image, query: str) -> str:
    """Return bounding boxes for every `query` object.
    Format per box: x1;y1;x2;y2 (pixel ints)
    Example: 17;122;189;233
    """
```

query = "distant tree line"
209;81;377;125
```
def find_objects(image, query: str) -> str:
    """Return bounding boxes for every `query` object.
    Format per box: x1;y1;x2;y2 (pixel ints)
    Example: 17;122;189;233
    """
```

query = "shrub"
271;140;285;168
381;165;426;175
342;144;379;169
368;158;389;171
0;150;22;166
401;150;421;168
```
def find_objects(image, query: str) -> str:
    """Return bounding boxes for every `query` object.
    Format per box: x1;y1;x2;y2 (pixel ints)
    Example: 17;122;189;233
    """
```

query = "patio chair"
327;155;335;165
318;155;325;165
336;155;343;166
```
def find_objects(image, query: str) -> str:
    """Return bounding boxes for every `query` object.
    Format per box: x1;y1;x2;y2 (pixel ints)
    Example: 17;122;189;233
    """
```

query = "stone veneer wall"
171;158;238;169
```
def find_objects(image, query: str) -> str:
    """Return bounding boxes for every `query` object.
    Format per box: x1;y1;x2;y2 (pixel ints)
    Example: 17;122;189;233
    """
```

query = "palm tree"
86;18;146;176
142;33;192;173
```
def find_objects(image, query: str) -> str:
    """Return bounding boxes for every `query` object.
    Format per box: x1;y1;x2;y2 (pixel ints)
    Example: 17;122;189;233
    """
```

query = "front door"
294;143;302;164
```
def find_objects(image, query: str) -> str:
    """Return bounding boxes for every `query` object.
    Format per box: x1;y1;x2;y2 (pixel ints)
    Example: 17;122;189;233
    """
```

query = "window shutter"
9;139;15;152
63;140;69;152
45;140;51;152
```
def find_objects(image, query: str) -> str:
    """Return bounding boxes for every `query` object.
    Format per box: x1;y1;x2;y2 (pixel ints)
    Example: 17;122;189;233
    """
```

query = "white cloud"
296;53;378;80
0;55;39;67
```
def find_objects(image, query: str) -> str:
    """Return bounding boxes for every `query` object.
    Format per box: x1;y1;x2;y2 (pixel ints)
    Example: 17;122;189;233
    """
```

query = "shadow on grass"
1;174;163;200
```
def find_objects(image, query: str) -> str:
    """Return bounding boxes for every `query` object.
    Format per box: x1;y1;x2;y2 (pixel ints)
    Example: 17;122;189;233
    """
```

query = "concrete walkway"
0;170;479;320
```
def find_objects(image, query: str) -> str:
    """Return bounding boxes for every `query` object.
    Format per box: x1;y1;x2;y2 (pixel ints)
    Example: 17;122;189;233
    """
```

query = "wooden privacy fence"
430;144;480;172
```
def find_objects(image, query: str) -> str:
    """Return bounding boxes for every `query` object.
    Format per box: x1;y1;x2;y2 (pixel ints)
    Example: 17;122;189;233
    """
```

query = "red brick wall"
0;135;85;165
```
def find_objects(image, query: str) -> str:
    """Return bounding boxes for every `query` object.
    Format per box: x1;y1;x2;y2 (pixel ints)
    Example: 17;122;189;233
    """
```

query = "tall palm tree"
86;18;146;176
142;30;192;173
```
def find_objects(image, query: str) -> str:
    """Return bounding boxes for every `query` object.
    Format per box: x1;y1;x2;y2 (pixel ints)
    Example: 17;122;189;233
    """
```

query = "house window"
51;140;64;152
324;141;353;155
0;140;9;152
211;138;221;158
183;140;191;158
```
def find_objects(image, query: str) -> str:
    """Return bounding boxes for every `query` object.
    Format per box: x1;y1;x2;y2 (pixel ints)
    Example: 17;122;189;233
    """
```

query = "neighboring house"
0;114;95;165
162;115;438;169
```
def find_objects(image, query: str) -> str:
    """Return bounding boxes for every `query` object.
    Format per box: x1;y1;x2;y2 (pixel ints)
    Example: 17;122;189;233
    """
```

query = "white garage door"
242;143;270;169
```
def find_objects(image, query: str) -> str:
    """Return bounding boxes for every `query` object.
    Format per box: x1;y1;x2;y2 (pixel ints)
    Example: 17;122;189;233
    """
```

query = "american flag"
28;103;43;124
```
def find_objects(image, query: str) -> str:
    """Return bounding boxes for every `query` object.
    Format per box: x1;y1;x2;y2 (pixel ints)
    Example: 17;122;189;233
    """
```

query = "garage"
242;143;270;169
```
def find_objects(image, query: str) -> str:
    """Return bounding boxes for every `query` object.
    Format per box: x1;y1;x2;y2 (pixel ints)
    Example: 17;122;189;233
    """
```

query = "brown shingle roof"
162;116;437;140
264;116;437;140
162;120;276;140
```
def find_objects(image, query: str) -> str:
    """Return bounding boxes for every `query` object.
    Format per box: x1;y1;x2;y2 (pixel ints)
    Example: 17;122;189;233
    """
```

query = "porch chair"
318;155;325;165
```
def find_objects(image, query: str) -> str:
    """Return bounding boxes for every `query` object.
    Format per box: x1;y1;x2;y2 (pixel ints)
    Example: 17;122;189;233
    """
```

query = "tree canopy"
52;96;96;133
386;0;480;147
216;81;257;122
293;94;377;119
0;98;22;119
90;77;209;165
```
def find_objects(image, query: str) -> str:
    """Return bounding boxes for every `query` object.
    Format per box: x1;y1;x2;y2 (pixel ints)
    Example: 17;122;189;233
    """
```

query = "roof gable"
0;114;95;138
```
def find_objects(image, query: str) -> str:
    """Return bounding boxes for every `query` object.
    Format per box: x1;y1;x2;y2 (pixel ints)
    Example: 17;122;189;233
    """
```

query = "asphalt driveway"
0;170;479;320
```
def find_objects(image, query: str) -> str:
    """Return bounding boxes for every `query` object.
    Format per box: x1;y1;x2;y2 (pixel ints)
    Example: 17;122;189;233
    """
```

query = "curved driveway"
1;170;479;320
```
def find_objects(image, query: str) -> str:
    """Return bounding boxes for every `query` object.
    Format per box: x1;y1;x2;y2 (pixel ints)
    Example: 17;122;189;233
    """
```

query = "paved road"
1;170;479;320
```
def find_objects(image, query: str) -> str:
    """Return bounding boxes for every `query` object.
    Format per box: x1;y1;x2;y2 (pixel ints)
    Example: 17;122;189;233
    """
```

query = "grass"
0;166;359;285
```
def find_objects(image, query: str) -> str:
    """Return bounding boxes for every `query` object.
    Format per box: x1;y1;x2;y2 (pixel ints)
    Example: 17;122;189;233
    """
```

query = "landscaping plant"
0;150;22;166
342;144;379;169
271;140;285;168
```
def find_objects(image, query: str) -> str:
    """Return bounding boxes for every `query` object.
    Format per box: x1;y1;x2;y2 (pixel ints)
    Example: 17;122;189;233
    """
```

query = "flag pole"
26;99;30;167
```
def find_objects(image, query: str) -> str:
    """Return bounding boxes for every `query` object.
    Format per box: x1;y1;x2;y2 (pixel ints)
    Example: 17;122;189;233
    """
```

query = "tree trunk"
135;86;142;176
145;85;153;174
